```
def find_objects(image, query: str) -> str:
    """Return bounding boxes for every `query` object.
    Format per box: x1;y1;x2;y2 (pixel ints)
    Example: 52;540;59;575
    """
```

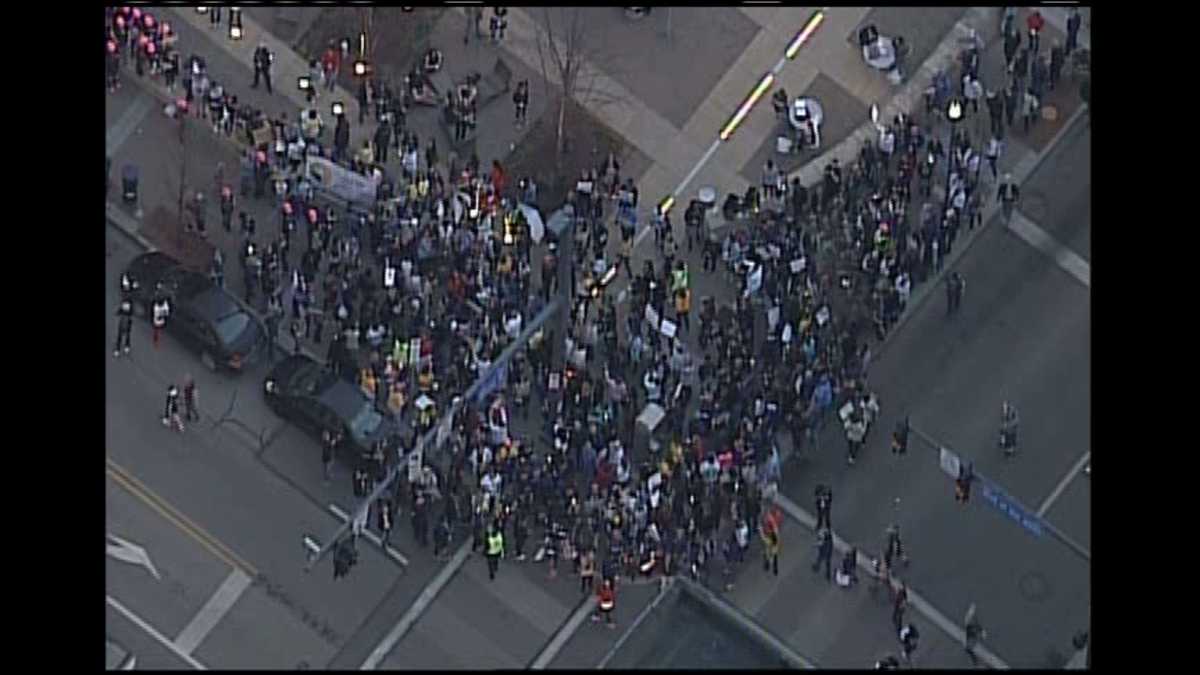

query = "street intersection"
106;6;1090;669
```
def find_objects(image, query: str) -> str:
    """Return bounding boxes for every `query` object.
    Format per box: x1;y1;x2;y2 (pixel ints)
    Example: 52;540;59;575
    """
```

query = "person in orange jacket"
593;578;616;627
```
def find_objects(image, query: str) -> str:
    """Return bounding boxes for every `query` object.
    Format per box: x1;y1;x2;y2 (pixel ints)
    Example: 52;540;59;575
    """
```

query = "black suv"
120;251;266;372
264;354;406;460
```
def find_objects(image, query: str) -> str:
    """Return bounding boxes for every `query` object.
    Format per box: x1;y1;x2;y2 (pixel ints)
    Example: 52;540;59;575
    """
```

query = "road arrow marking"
107;533;162;581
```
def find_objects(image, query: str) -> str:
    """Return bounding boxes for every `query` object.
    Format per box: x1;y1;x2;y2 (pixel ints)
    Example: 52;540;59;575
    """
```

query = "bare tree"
533;8;628;166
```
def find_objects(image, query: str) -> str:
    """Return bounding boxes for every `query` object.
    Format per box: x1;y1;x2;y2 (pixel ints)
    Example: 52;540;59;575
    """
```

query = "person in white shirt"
962;74;983;114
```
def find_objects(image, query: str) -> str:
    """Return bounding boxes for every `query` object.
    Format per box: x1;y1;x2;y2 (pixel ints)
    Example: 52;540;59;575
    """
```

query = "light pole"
941;97;964;218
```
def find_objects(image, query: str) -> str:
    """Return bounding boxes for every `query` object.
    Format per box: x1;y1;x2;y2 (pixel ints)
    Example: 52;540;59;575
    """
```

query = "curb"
106;201;327;368
786;7;995;187
874;102;1087;360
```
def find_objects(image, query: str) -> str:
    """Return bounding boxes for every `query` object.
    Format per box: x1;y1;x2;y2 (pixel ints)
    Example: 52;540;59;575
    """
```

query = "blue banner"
980;481;1044;537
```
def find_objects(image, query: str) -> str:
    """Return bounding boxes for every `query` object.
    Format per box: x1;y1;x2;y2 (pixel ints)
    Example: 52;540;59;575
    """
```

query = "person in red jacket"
1026;10;1045;56
593;578;616;627
321;42;341;92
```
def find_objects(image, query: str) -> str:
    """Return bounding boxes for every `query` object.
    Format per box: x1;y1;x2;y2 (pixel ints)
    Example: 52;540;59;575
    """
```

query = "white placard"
939;447;961;479
744;265;763;297
660;319;677;339
644;305;661;329
790;258;806;273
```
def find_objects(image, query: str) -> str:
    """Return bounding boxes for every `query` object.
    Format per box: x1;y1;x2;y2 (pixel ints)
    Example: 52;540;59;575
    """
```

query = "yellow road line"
106;458;259;577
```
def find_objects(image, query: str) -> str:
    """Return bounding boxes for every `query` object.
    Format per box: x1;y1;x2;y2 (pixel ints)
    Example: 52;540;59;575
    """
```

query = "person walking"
182;376;199;422
1065;8;1082;56
252;43;273;94
485;524;504;580
997;174;1020;220
892;583;909;632
163;384;183;432
1022;88;1039;134
1000;83;1017;129
984;136;1002;181
812;527;833;581
891;417;909;455
490;7;508;43
985;90;1003;139
433;511;452;560
845;414;867;465
814;485;832;531
593;578;616;628
999;401;1020;456
962;73;982;115
151;291;170;349
580;548;596;594
513;80;529;127
899;622;919;664
411;494;430;548
1026;9;1045;56
674;288;691;333
964;603;986;664
1049;41;1065;91
513;511;529;561
114;299;133;357
945;271;965;315
378;496;395;548
321;427;338;481
761;520;780;576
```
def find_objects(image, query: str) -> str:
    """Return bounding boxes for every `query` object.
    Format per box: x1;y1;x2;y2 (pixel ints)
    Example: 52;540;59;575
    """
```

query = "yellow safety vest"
487;532;504;556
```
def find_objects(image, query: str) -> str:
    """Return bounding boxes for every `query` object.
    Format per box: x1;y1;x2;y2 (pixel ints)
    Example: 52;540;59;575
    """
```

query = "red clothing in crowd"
1026;11;1045;33
321;47;341;75
597;584;615;611
491;163;507;195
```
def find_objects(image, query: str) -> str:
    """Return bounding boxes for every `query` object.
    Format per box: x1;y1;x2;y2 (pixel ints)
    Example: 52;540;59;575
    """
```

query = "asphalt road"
773;115;1091;667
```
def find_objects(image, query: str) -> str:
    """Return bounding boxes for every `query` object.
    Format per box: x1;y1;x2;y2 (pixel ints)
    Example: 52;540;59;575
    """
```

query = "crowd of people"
108;5;1078;662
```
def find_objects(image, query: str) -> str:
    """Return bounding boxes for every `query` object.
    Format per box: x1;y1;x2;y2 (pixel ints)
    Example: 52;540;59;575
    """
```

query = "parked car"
119;251;266;372
263;354;407;461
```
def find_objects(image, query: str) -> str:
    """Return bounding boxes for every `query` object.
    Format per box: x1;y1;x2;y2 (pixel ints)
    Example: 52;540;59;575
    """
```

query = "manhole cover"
1041;105;1059;121
1018;571;1052;602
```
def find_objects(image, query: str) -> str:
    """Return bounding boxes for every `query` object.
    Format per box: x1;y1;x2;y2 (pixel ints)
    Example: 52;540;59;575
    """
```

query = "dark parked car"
120;252;266;372
264;354;406;460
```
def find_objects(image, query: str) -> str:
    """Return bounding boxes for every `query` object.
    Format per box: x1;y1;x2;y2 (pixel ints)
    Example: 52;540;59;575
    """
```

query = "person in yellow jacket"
359;367;377;400
675;287;692;333
485;525;504;580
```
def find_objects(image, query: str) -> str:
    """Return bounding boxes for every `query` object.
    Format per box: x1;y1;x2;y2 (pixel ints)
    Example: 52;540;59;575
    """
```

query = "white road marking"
1037;451;1090;518
173;568;253;656
360;540;471;670
595;577;676;669
107;594;208;670
771;494;1011;669
327;503;409;566
1008;212;1090;288
106;533;162;581
529;592;599;669
106;95;154;154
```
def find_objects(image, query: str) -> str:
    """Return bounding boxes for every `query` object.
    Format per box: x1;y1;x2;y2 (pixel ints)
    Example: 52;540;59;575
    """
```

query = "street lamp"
942;97;964;218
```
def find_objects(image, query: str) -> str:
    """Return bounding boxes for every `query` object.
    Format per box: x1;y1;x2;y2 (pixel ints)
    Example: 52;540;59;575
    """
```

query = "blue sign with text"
980;481;1044;538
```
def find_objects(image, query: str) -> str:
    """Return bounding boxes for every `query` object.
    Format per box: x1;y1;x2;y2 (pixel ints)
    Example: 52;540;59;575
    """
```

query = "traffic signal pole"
303;295;565;572
907;422;1090;564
